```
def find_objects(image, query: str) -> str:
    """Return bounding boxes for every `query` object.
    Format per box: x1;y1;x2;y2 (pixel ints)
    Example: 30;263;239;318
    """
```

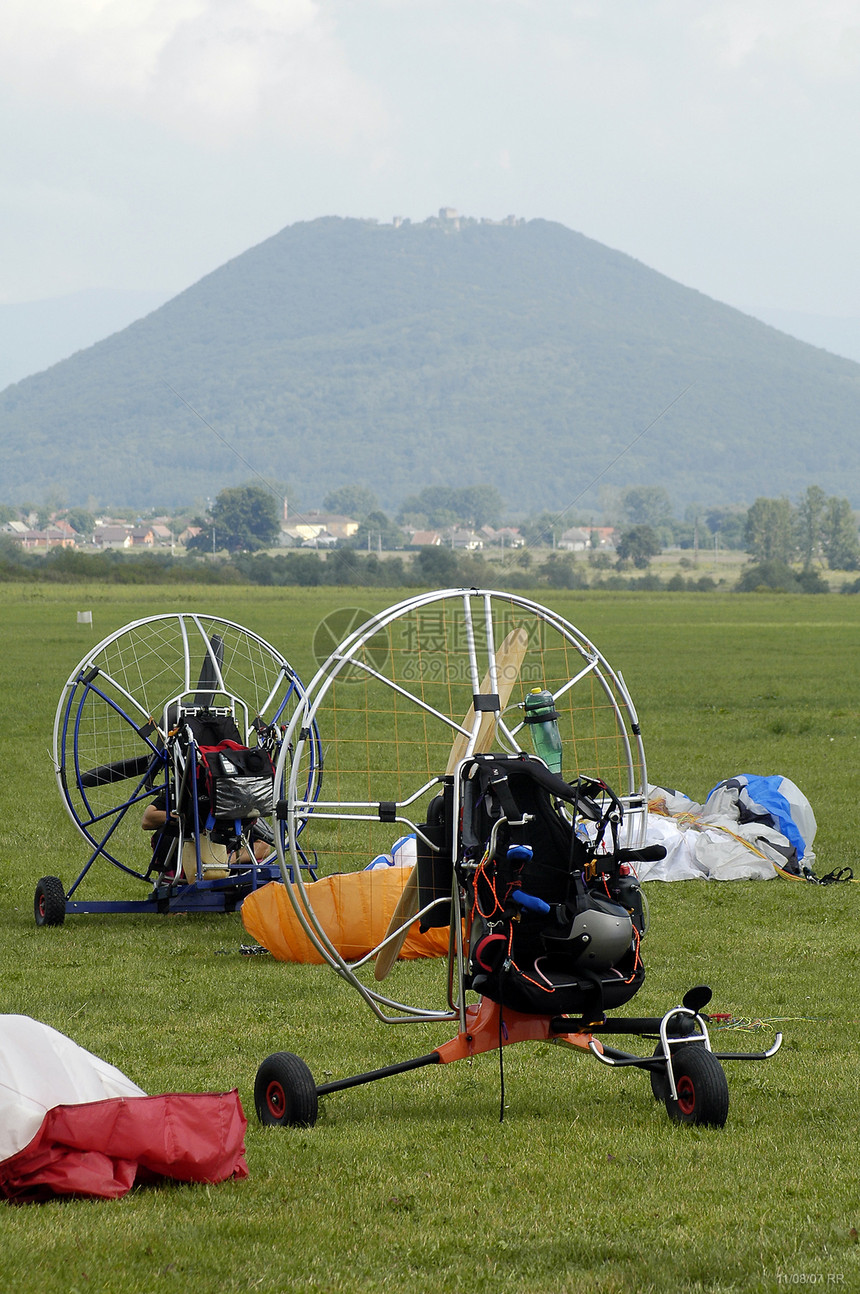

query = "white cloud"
3;0;860;313
3;0;387;147
697;1;860;80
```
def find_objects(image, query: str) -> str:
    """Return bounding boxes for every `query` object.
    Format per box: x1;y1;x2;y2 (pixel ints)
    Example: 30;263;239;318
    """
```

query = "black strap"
467;753;598;809
486;773;523;825
817;867;854;885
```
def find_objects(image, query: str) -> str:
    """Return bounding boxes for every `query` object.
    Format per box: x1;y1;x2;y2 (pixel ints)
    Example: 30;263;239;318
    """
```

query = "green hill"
2;214;859;514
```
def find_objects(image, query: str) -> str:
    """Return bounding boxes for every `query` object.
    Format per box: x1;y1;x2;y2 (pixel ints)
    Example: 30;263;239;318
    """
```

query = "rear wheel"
664;1046;729;1127
34;876;66;927
255;1052;318;1128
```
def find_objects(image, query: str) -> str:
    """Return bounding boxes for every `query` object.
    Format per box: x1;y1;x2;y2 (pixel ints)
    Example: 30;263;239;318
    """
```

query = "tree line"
744;487;860;570
5;532;860;596
180;481;859;566
4;480;860;596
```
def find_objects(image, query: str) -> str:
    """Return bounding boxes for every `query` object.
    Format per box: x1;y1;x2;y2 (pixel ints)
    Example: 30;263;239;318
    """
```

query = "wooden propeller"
373;626;529;980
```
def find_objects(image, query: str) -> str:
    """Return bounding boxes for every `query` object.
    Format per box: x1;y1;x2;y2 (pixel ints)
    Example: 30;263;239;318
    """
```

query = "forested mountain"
1;214;859;513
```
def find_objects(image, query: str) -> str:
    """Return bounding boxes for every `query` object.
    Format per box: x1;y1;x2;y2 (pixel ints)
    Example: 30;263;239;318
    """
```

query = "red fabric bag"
0;1090;248;1203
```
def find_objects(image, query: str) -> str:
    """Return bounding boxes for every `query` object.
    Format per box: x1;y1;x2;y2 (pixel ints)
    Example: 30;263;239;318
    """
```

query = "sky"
3;0;860;323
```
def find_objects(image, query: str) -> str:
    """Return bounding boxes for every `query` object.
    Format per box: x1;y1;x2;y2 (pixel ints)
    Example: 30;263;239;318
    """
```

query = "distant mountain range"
1;215;859;515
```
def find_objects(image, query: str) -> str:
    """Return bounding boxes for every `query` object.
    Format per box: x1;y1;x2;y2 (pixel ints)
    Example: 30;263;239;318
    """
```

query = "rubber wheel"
663;1046;729;1127
649;1045;669;1102
649;1018;698;1101
34;876;66;927
254;1052;318;1128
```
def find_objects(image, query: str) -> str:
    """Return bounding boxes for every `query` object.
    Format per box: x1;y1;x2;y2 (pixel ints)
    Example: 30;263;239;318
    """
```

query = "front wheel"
664;1046;729;1127
35;876;66;927
255;1052;318;1128
649;1044;669;1102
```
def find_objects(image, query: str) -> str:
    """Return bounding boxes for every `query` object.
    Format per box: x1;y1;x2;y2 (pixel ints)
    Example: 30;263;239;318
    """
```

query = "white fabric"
391;835;417;867
775;777;817;856
626;814;705;882
623;783;816;882
0;1015;145;1161
704;777;816;868
364;834;417;871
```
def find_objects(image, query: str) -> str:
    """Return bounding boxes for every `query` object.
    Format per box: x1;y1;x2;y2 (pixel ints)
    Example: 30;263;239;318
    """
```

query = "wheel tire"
254;1052;318;1128
649;1045;669;1102
650;1018;697;1101
664;1046;729;1127
34;876;66;927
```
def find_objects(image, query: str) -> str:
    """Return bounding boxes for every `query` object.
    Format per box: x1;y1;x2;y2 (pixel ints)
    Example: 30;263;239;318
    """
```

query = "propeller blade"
194;633;224;705
79;754;159;787
374;626;529;981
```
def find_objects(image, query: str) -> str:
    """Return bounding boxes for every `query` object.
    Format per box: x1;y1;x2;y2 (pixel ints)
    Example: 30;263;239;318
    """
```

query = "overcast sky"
3;0;859;320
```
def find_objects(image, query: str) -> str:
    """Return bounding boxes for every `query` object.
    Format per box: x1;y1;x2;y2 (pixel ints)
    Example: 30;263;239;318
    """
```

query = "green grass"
2;584;860;1293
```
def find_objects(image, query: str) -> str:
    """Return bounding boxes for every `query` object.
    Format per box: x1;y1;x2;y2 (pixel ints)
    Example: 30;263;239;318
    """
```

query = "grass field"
1;583;859;1293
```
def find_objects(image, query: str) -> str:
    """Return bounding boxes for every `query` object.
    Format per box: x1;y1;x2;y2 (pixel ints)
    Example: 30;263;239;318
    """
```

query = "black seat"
176;708;275;842
456;755;648;1018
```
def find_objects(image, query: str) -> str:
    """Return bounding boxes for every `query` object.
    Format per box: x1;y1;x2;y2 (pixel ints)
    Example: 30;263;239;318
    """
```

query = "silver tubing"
659;1007;712;1101
54;611;308;864
275;588;650;1020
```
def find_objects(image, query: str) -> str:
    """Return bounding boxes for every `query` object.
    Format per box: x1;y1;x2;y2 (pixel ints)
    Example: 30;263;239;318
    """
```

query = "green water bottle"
523;688;563;773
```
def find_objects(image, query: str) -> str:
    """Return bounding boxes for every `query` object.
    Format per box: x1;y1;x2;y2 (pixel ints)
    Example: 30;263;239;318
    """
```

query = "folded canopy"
0;1016;247;1202
241;871;450;964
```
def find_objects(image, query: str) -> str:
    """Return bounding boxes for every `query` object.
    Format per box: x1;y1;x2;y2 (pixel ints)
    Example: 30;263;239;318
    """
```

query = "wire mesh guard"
276;589;648;1019
54;612;320;888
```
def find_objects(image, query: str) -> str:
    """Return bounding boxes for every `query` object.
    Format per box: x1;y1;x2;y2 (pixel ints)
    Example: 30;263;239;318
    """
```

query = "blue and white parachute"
705;774;816;869
637;774;817;881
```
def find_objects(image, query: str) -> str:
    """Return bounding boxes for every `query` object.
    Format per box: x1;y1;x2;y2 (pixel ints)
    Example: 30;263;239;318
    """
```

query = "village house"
558;526;617;552
590;527;617;550
407;530;443;548
281;511;359;545
93;525;133;549
450;529;484;551
17;525;77;550
481;525;524;548
558;527;591;551
300;529;339;548
128;527;155;547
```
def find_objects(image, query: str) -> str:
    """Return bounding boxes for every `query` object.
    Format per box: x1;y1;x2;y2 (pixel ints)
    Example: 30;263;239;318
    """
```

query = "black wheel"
254;1052;318;1128
649;1045;669;1102
663;1046;729;1127
650;1016;698;1101
34;876;66;927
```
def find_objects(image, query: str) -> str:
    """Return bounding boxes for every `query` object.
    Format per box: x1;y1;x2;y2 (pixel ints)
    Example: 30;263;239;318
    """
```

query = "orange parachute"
241;869;449;964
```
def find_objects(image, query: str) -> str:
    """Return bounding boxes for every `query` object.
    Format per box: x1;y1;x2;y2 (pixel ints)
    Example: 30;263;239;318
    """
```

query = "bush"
414;546;460;584
796;568;830;594
735;560;801;592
